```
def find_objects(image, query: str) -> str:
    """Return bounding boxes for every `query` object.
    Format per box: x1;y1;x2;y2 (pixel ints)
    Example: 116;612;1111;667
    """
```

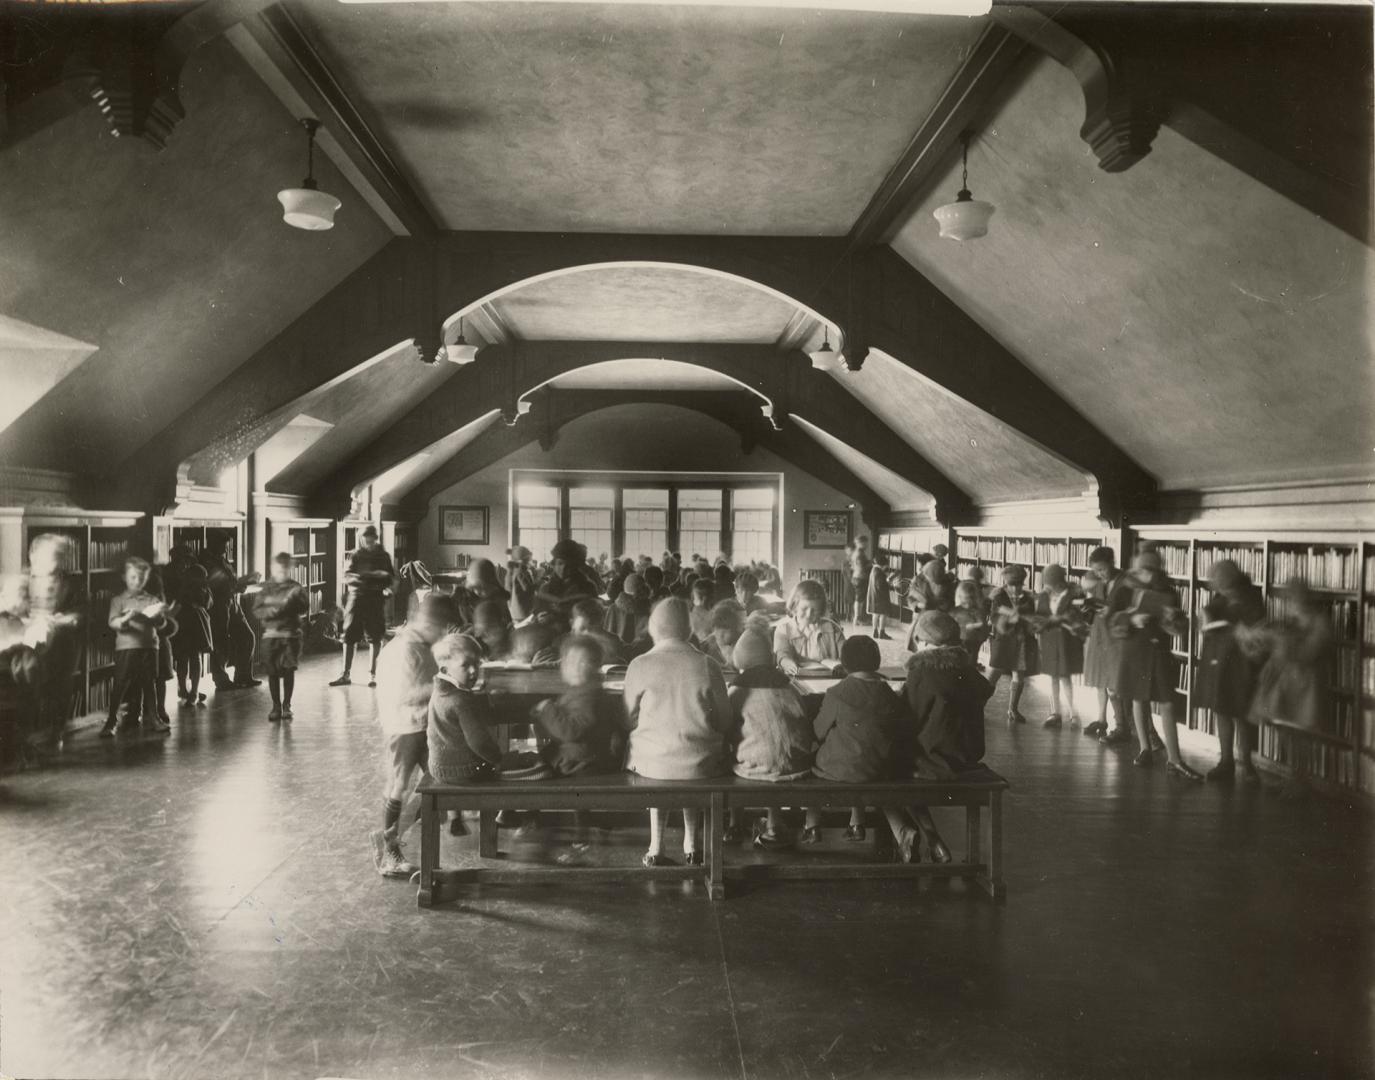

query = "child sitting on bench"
624;597;732;868
532;636;624;777
429;632;504;784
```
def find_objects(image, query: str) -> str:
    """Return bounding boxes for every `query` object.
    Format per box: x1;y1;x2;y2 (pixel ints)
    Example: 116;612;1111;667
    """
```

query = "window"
732;488;775;565
678;488;722;562
623;489;668;559
515;483;560;560
569;487;614;560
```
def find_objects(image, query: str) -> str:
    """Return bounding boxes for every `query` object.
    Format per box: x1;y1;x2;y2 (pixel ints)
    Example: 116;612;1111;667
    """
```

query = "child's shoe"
268;706;282;723
1007;710;1028;725
751;822;791;850
1068;716;1082;729
1132;748;1154;768
926;838;953;864
368;675;378;688
149;717;171;734
1084;720;1108;737
448;814;469;837
799;826;823;845
281;705;293;721
843;823;867;843
684;850;704;866
1206;760;1235;783
98;720;116;739
328;674;351;687
369;830;416;878
1100;727;1132;746
1042;714;1063;729
894;830;919;864
642;852;676;868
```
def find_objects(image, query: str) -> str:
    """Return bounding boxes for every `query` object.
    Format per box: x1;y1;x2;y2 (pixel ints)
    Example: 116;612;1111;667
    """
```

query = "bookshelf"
0;507;145;723
1134;529;1372;798
148;516;245;574
267;518;333;618
874;526;947;624
949;527;1116;593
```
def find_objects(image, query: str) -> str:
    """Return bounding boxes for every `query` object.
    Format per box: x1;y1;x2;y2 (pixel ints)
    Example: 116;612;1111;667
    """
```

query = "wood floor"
1;643;1371;1080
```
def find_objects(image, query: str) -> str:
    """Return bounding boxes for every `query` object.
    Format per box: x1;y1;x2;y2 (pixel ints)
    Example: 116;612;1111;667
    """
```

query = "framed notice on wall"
438;506;489;545
803;510;852;549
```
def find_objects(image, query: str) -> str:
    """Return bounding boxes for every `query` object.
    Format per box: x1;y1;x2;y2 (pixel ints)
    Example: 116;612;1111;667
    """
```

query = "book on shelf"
1006;539;1033;564
1195;543;1264;582
1362;601;1375;646
1265;592;1357;641
1148;542;1191;578
977;539;1001;560
1068;540;1103;568
1268;545;1359;592
1034;540;1068;566
958;538;979;559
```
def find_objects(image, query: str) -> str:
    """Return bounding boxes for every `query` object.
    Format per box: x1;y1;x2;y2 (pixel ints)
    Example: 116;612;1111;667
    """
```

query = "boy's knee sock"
682;809;700;854
268;676;281;706
382;797;403;843
283;672;295;705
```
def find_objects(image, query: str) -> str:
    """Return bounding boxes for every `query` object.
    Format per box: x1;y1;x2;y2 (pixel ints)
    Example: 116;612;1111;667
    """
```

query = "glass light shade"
516;399;532;416
443;340;479;365
277;186;341;230
808;341;836;370
933;191;995;241
760;402;775;419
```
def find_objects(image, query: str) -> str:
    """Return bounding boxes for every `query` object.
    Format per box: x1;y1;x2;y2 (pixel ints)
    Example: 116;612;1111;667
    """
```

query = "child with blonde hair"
773;579;846;676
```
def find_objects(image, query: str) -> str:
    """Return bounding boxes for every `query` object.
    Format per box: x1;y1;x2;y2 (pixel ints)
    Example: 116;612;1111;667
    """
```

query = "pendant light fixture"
441;316;480;365
277;118;341;231
933;131;995;242
807;325;837;370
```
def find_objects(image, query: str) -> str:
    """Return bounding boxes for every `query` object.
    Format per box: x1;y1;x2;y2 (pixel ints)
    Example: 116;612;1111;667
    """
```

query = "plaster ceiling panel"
375;411;503;501
0;37;392;475
825;349;1088;503
792;415;935;511
268;344;458;493
491;265;800;341
291;1;989;233
890;55;1375;490
546;359;742;391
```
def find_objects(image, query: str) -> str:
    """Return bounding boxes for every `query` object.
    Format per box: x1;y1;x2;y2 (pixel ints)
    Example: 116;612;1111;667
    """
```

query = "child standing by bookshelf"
253;553;310;723
1035;564;1086;729
101;556;169;738
1194;559;1266;781
1107;545;1203;780
623;598;732;867
1083;547;1130;742
173;564;214;708
867;554;896;641
987;565;1037;724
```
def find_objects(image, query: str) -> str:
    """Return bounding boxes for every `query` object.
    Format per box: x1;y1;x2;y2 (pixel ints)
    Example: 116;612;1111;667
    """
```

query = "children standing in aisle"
951;581;990;664
253;553;310;723
101;556;169;737
804;636;906;843
370;596;449;878
1194;559;1265;781
1083;547;1130;742
727;626;814;847
173;564;213;708
987;565;1037;724
773;579;846;676
1107;546;1203;780
867;554;896;641
623;598;732;868
1035;564;1086;729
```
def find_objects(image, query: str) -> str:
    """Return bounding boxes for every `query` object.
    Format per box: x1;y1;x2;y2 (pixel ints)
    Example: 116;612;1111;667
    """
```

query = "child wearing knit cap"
728;625;813;847
803;635;907;844
886;610;994;864
623;598;732;867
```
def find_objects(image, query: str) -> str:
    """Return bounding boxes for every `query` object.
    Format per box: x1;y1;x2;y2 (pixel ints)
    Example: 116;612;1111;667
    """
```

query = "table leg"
417;793;440;908
966;803;982;867
479;808;499;859
977;790;1006;901
707;794;725;900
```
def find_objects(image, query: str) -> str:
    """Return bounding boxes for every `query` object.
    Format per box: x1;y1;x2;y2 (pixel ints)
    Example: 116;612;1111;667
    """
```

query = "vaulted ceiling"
0;1;1368;522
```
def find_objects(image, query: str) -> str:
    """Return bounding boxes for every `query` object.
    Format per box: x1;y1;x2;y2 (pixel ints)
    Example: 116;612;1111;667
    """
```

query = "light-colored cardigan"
375;627;438;736
623;640;732;780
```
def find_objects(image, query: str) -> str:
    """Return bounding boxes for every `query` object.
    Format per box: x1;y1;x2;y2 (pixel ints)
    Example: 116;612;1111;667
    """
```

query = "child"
1195;559;1265;781
867;554;896;641
623;598;732;867
370;596;449;878
1083;547;1130;742
253;552;310;722
470;599;513;661
886;611;994;864
605;573;651;649
804;635;907;843
987;565;1037;725
908;556;954;624
733;571;766;615
696;600;746;667
951;581;989;664
457;558;510;628
712;564;737;606
1107;546;1202;780
728;626;813;847
125;564;177;731
172;563;213;708
532;636;624;775
568;598;626;664
688;579;715;641
101;556;169;737
773;579;846;676
332;524;395;689
428;632;504;782
1035;564;1087;729
643;565;671;602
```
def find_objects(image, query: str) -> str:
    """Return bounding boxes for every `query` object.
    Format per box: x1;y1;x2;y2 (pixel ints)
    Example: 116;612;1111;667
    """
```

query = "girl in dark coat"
1082;546;1130;742
1107;546;1203;780
173;565;213;706
867;555;896;640
1034;564;1087;729
987;565;1037;724
1194;559;1265;781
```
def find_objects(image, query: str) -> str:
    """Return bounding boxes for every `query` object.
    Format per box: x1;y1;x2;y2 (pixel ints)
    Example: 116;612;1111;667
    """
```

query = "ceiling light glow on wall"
278;118;341;231
933;130;995;242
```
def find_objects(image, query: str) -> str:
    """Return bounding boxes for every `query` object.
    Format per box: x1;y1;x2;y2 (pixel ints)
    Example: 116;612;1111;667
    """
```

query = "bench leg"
707;793;725;900
417;793;441;908
479;809;499;859
975;790;1006;901
966;803;982;867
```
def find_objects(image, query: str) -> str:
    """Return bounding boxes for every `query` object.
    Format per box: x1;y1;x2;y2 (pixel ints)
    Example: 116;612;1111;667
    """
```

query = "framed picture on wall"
803;510;852;549
438;506;489;545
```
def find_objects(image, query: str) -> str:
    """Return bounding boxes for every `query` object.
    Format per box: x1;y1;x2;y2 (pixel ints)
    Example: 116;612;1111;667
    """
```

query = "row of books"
1150;542;1192;578
1258;726;1358;786
1269;546;1360;592
1196;544;1264;582
957;538;979;559
1006;539;1033;564
87;677;114;716
88;537;131;572
1034;541;1068;566
1265;593;1358;640
1367;552;1375;593
1361;657;1375;698
1364;602;1375;647
1067;540;1106;568
1336;648;1360;693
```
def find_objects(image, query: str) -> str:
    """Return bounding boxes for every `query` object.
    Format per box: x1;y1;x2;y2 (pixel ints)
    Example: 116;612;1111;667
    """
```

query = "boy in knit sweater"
370;596;448;878
101;556;169;738
253;553;310;722
428;633;504;783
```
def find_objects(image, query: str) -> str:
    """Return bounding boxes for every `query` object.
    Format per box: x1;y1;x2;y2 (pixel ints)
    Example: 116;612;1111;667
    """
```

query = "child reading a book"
101;556;169;738
623;598;732;867
987;565;1037;725
1035;564;1087;729
773;579;846;677
253;553;310;722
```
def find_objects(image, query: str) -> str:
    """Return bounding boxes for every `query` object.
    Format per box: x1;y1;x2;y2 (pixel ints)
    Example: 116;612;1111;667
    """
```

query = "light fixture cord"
961;134;969;191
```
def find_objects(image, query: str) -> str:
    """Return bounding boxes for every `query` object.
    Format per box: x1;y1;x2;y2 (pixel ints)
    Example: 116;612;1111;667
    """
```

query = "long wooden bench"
415;770;1008;907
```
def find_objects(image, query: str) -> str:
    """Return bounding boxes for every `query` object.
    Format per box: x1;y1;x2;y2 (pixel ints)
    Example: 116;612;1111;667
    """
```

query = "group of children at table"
367;574;996;878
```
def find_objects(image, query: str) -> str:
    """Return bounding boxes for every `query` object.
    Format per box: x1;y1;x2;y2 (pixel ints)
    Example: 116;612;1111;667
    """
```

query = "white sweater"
375;628;437;736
